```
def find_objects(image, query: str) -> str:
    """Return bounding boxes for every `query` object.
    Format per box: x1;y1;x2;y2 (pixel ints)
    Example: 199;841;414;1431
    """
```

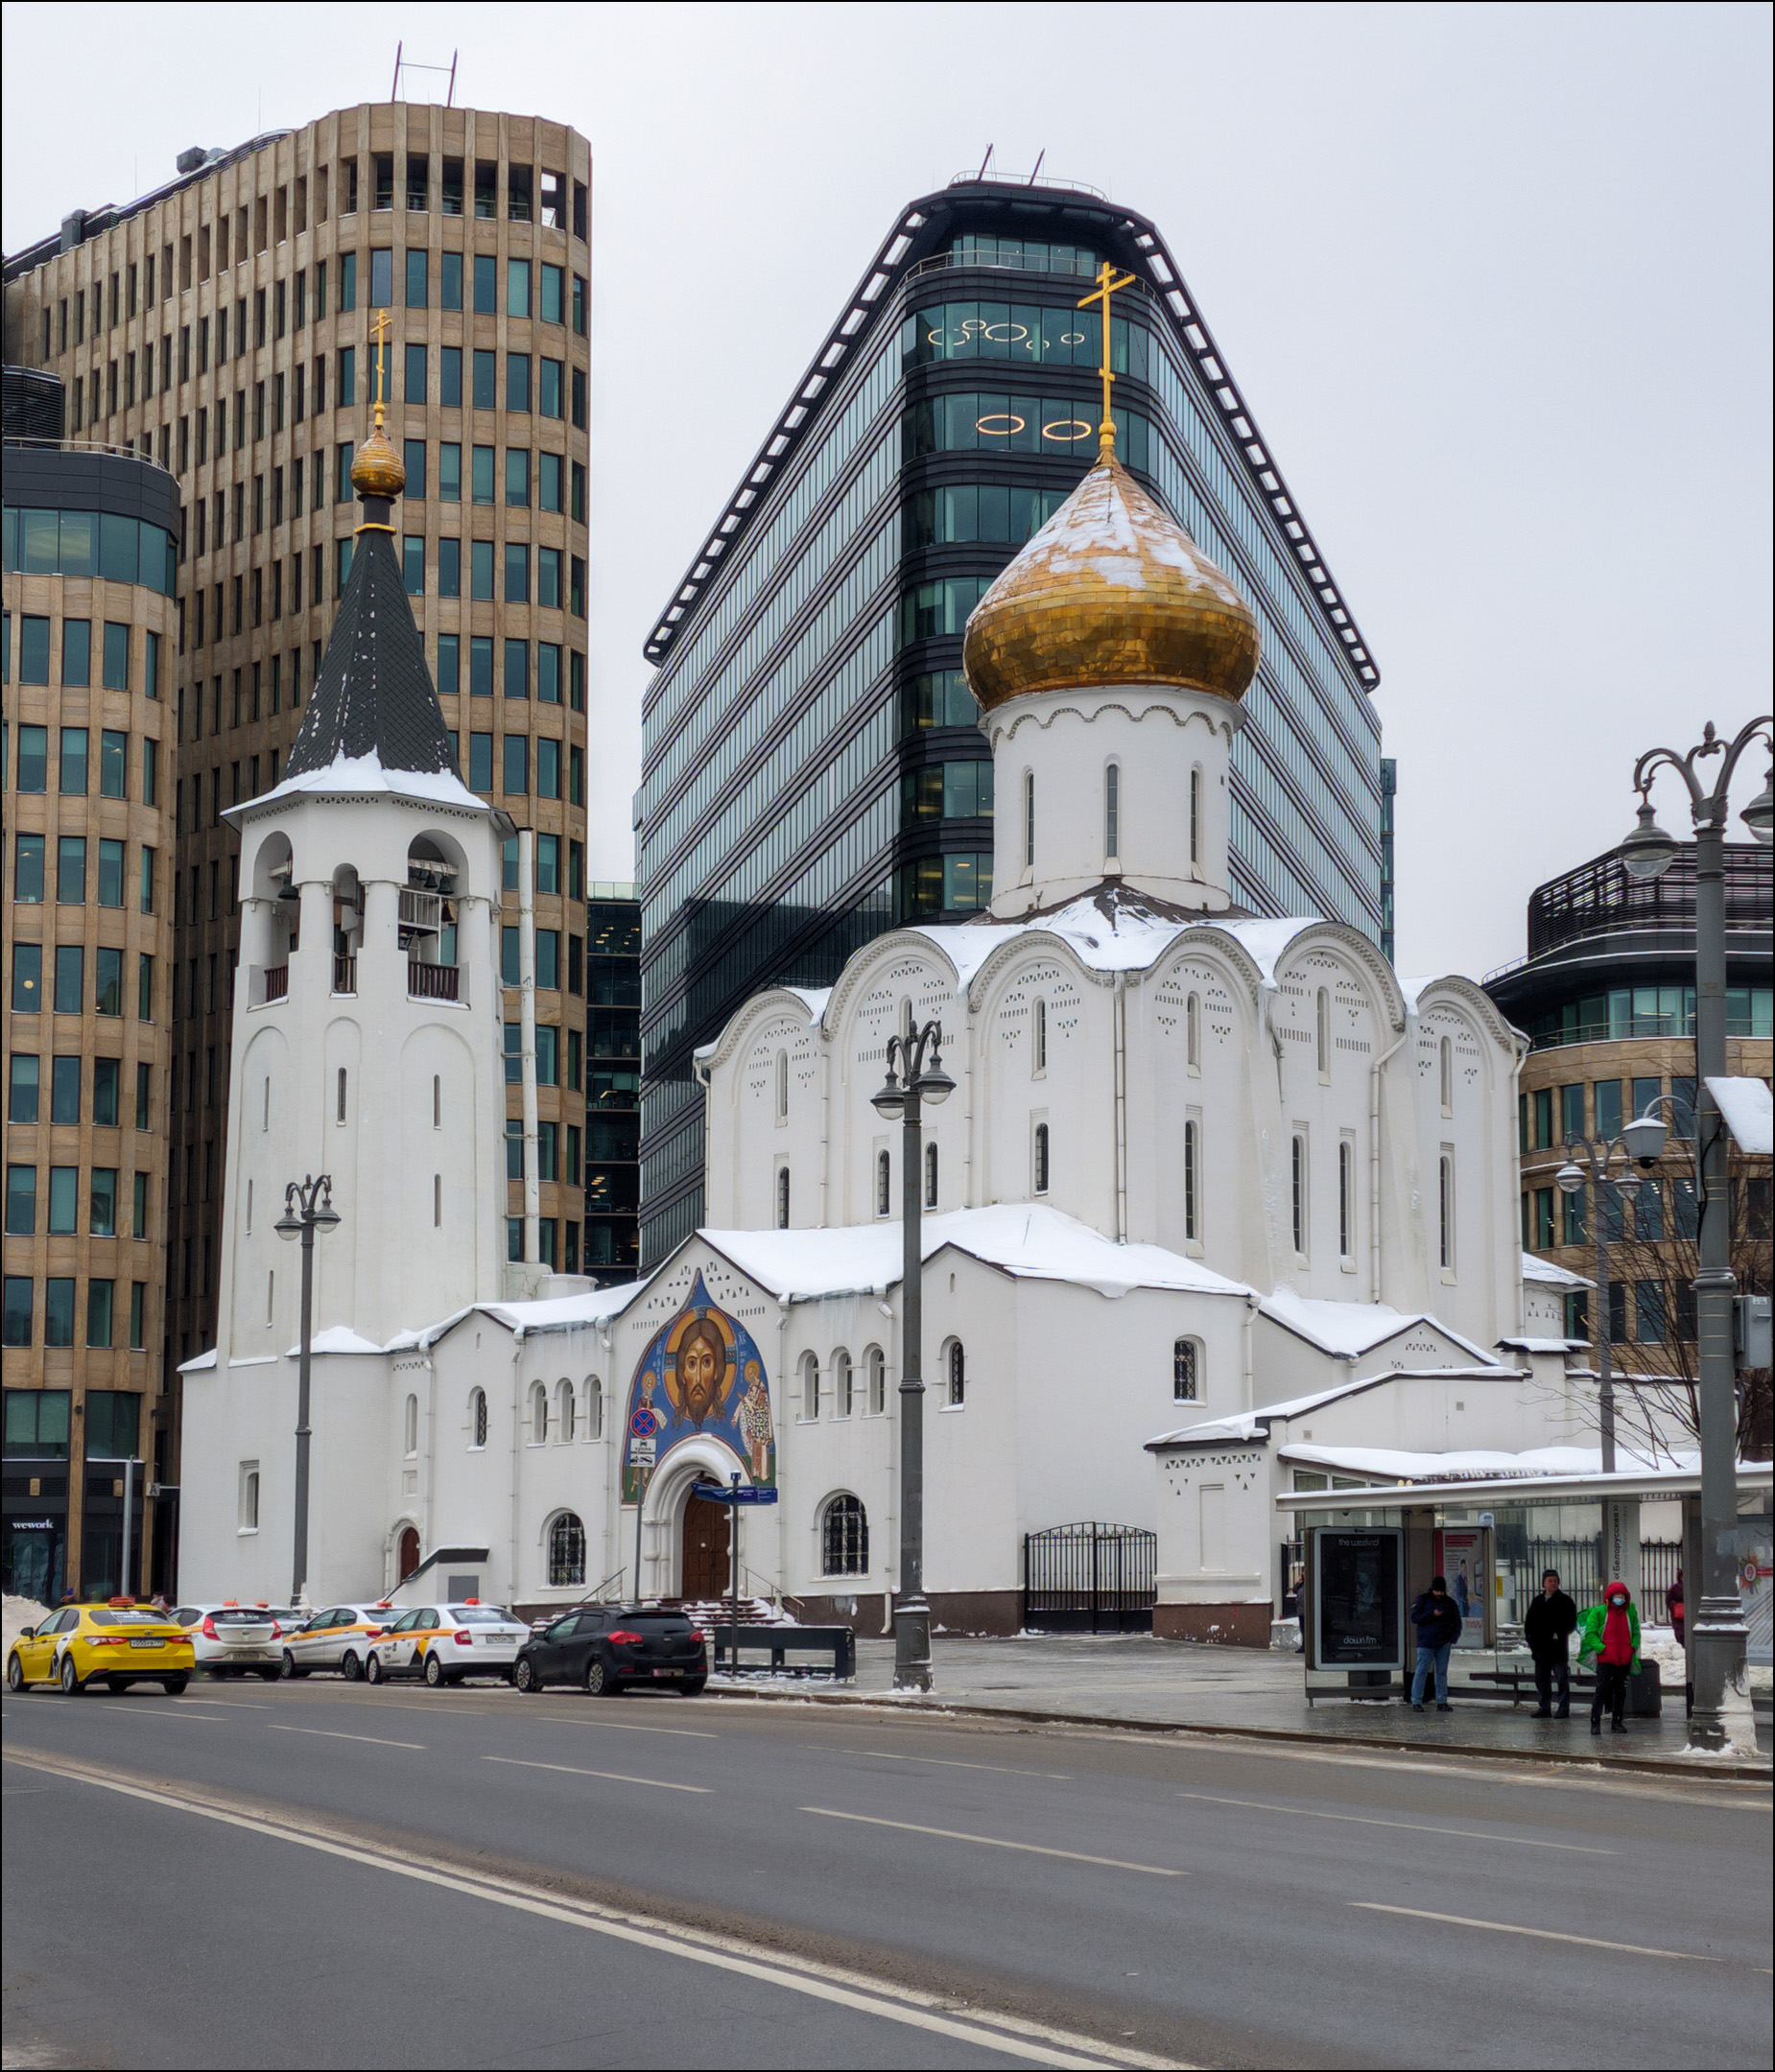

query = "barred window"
1173;1338;1199;1402
549;1510;586;1587
821;1495;869;1576
470;1387;488;1448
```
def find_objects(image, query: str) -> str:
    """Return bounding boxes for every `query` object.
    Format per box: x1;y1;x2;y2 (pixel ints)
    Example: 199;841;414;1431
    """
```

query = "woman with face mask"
1576;1581;1641;1735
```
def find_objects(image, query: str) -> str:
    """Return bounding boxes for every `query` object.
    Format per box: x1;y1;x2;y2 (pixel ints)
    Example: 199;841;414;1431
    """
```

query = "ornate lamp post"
872;1021;956;1692
275;1174;342;1606
1611;717;1772;1752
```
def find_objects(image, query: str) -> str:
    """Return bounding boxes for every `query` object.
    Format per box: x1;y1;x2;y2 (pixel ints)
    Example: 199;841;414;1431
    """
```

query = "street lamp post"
275;1174;342;1607
872;1020;956;1693
1612;716;1772;1752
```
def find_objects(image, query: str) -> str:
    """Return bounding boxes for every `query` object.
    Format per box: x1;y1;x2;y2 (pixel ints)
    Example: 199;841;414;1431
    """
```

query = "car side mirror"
18;1624;36;1639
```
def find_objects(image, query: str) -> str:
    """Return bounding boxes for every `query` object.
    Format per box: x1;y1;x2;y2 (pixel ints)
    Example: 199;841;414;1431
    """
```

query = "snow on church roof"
701;1203;1253;1305
246;749;486;816
1258;1284;1500;1365
383;1276;653;1351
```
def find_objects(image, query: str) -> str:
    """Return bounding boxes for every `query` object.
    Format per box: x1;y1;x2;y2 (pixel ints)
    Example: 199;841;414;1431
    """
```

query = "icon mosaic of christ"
669;1315;732;1427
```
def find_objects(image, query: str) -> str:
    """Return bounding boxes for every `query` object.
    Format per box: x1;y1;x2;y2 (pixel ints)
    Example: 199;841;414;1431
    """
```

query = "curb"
706;1684;1774;1782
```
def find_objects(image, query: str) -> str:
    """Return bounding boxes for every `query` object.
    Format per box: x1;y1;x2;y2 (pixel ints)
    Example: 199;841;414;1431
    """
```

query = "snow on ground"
4;1594;50;1651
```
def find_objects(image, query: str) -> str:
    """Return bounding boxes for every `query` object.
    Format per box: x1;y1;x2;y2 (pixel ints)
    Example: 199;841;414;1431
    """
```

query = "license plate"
651;1667;676;1678
130;1637;162;1649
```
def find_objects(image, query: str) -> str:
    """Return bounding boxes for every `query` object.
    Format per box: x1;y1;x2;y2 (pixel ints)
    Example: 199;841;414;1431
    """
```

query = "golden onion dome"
962;454;1259;710
350;421;406;501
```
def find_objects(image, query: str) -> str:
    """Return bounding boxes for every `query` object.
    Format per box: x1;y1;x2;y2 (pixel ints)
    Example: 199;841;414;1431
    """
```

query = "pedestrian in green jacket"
1577;1581;1640;1735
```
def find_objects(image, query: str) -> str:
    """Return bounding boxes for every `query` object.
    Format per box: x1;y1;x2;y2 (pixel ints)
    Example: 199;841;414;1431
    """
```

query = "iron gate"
1024;1522;1157;1633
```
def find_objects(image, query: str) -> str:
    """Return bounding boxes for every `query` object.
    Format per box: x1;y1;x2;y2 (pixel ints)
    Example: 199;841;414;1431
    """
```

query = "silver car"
171;1604;296;1679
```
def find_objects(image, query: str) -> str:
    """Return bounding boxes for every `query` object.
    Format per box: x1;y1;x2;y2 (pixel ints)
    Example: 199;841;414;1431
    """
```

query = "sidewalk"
713;1631;1773;1777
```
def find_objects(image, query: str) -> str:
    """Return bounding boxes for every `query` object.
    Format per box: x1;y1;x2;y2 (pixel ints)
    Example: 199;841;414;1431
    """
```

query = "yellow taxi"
7;1600;195;1697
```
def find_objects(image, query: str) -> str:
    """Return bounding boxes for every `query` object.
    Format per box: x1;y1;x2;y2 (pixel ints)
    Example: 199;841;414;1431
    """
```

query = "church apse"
622;1274;775;1502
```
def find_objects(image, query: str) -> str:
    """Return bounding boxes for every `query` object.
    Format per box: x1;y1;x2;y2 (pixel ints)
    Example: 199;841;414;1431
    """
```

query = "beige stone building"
5;106;595;1573
4;412;179;1596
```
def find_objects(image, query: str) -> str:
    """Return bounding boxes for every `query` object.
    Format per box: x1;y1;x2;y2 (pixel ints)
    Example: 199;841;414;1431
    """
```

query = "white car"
278;1604;400;1681
170;1604;296;1679
366;1603;530;1687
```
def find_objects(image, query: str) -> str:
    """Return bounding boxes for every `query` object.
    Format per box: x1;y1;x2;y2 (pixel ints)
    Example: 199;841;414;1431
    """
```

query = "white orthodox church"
180;418;1602;1636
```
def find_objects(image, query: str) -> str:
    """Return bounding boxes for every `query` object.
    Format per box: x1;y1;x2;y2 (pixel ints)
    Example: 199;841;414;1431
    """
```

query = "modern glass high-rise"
638;175;1386;1262
4;105;595;1378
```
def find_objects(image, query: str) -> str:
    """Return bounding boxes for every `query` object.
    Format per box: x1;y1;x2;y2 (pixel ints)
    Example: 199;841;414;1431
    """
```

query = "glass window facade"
636;191;1384;1262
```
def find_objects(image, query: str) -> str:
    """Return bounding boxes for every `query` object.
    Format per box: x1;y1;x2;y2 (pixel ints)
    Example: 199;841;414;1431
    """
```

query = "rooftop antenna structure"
390;41;459;105
975;143;995;180
1028;149;1046;184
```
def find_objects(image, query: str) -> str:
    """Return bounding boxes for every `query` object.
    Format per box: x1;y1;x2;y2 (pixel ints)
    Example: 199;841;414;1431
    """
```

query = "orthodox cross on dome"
369;306;392;431
1077;260;1137;459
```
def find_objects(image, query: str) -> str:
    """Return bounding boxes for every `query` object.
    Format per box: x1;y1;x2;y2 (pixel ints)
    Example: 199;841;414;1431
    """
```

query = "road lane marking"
806;1744;1070;1780
268;1725;425;1750
175;1699;271;1709
41;1704;227;1722
1348;1902;1721;1961
532;1714;718;1738
801;1807;1182;1876
1176;1791;1614;1853
483;1755;709;1794
2;1749;1173;2069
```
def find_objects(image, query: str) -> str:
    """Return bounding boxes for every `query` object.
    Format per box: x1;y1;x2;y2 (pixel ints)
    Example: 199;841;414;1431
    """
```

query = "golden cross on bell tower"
1077;260;1137;459
369;307;392;431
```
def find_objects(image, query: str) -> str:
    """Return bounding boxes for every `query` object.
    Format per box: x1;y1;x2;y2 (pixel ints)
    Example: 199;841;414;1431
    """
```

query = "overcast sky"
4;2;1769;977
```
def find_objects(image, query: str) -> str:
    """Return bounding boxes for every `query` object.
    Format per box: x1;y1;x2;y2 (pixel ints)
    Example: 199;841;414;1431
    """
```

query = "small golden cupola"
961;451;1260;709
348;308;407;509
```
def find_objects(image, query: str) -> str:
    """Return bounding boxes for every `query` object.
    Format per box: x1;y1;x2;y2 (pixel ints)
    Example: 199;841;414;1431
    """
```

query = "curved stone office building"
3;388;179;1598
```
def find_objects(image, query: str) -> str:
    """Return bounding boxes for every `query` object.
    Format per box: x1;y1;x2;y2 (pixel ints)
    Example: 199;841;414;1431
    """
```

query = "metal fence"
1024;1522;1156;1633
1508;1538;1684;1618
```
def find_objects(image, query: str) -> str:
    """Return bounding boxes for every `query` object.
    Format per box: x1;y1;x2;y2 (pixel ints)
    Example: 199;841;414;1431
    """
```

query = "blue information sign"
694;1484;779;1506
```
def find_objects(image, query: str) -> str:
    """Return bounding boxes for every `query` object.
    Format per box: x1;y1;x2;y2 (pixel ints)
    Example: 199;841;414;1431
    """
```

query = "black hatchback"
514;1607;708;1696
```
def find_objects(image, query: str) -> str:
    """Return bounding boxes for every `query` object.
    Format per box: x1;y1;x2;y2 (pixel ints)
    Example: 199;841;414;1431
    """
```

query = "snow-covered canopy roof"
1276;1441;1688;1483
701;1203;1253;1306
1521;1252;1593;1289
1707;1074;1773;1156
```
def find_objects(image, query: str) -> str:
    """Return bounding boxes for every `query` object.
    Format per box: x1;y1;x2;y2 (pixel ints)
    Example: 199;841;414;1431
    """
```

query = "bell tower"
212;355;509;1358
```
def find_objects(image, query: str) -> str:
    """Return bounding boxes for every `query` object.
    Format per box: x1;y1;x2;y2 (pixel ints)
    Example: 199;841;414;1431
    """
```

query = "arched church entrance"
681;1493;730;1599
397;1526;420;1583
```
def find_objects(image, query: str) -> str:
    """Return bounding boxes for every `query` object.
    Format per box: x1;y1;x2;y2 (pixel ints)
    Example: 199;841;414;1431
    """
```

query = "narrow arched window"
834;1349;853;1418
557;1378;576;1443
821;1494;869;1576
404;1393;418;1456
1033;1122;1050;1195
246;1178;253;1233
776;1166;790;1229
266;1269;274;1325
925;1142;938;1209
1439;1036;1454;1114
530;1379;548;1445
1338;1139;1355;1260
1190;766;1202;866
262;1077;271;1131
1291;1134;1308;1256
1184;1118;1200;1241
801;1351;820;1422
433;1074;441;1128
1440;1151;1456;1271
1023;769;1035;868
587;1377;604;1439
1186;992;1200;1071
1316;988;1330;1078
876;1149;891;1217
1173;1338;1199;1401
470;1387;488;1448
775;1048;789;1121
336;1066;348;1124
1033;997;1047;1075
1104;764;1120;859
867;1345;887;1416
948;1340;966;1407
549;1510;586;1588
433;1173;441;1228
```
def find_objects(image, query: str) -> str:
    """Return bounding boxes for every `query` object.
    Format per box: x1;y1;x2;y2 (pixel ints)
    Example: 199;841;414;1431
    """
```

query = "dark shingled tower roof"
283;471;460;783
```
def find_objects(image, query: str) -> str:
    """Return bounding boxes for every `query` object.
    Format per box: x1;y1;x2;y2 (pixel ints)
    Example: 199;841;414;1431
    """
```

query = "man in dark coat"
1523;1567;1577;1718
1408;1574;1462;1710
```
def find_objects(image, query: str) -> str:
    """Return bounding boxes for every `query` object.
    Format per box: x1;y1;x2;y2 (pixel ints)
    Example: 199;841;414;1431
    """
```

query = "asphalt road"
3;1675;1769;2070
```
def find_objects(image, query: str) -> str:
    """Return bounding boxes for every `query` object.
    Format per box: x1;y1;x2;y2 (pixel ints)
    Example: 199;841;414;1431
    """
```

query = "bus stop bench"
1313;1663;1661;1714
711;1624;856;1680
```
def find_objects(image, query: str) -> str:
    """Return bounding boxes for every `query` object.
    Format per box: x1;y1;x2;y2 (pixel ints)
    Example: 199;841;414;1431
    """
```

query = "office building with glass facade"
3;104;595;1400
3;399;179;1598
584;883;640;1283
637;177;1385;1261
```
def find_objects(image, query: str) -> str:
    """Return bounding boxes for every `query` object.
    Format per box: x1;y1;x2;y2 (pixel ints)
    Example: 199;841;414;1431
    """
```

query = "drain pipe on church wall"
1368;1011;1412;1306
1113;973;1128;1241
518;831;541;1267
509;1330;524;1601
